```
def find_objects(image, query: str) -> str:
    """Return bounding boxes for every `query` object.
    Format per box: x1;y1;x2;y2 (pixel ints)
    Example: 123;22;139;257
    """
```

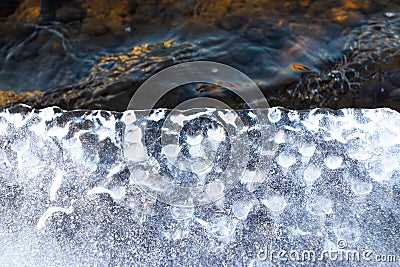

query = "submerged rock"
0;1;399;112
1;15;399;112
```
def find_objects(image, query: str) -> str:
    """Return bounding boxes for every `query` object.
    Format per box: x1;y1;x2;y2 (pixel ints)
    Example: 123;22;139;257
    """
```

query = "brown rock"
308;0;339;16
56;4;85;22
217;15;249;31
0;90;43;109
327;7;365;26
341;0;374;13
194;0;231;24
133;1;158;23
0;0;21;17
81;17;109;35
300;0;311;8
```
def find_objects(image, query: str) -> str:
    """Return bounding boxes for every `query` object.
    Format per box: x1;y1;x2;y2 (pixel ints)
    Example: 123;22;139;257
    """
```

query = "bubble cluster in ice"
0;105;399;266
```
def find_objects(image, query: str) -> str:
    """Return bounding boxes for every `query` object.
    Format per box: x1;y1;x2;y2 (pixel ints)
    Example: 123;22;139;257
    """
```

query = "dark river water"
0;0;399;111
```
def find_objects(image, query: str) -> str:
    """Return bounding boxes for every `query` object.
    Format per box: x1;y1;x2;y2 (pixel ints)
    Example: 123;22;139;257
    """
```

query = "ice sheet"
0;105;399;266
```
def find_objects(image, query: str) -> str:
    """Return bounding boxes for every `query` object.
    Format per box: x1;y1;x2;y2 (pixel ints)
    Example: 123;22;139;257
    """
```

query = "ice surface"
0;105;400;266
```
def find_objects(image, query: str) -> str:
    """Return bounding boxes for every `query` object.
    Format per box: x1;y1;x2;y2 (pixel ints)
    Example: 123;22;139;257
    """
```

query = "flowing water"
0;0;399;111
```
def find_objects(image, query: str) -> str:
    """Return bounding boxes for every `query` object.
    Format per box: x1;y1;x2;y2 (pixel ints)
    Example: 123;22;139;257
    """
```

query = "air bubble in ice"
262;195;286;214
288;110;300;121
351;181;373;195
325;155;342;170
149;110;165;121
129;169;149;184
191;158;211;175
161;144;180;164
162;144;180;158
241;170;256;183
348;145;373;161
303;165;321;182
206;179;224;198
208;216;237;239
381;154;399;172
298;143;316;158
122;111;136;124
170;206;194;220
188;144;205;158
367;164;389;182
232;199;254;220
276;152;296;168
379;132;398;147
12;139;29;152
334;225;361;243
307;196;333;215
302;111;323;132
219;111;237;125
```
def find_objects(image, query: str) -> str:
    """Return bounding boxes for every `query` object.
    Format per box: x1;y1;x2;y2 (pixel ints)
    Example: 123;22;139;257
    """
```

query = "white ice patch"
162;144;180;158
207;126;226;142
49;169;64;201
124;125;142;143
122;111;136;124
106;163;124;178
206;179;224;198
274;130;285;144
124;143;147;162
37;204;74;230
218;110;237;126
188;144;205;157
3;108;34;128
302;110;324;132
207;215;238;240
87;186;126;202
268;107;281;123
149;109;166;121
62;137;83;160
129;169;149;184
47;123;71;139
186;134;203;146
170;110;211;127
